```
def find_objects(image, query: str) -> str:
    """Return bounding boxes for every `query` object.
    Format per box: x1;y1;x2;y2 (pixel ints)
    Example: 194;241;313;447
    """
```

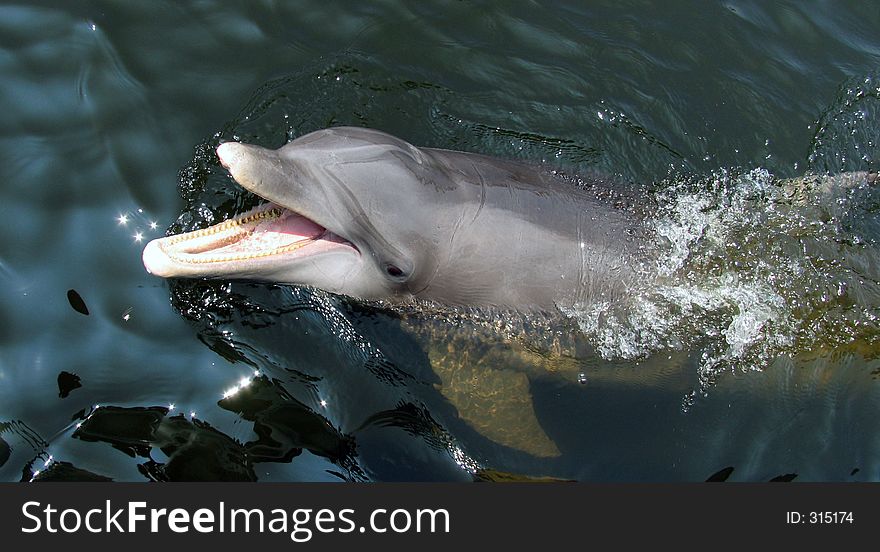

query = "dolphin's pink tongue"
214;210;325;254
261;210;325;239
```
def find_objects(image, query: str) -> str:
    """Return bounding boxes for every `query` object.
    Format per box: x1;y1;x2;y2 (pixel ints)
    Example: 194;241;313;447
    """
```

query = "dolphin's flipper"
423;336;561;458
401;316;572;457
397;313;580;457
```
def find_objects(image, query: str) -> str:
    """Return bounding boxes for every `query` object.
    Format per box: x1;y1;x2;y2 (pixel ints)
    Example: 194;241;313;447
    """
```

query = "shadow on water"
168;279;477;482
49;377;365;482
26;377;365;482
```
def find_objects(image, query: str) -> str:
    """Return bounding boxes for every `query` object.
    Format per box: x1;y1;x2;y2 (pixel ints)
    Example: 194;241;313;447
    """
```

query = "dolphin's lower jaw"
142;201;358;279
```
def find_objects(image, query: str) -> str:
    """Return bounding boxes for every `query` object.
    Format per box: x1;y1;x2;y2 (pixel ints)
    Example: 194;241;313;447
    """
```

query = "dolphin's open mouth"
142;139;360;279
142;201;356;277
160;202;328;262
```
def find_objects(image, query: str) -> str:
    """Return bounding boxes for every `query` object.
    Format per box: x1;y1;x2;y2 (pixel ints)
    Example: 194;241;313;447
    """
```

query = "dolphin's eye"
385;264;405;278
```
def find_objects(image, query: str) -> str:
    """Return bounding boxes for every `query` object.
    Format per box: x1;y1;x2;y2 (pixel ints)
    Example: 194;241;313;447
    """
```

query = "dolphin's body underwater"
143;127;642;313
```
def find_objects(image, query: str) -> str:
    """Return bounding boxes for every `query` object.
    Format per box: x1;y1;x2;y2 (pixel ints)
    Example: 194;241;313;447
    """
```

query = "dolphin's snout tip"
216;141;243;170
142;238;174;277
215;141;278;196
217;142;253;171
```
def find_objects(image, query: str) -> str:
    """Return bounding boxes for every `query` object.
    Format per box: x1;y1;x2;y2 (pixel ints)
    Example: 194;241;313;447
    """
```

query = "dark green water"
2;0;880;482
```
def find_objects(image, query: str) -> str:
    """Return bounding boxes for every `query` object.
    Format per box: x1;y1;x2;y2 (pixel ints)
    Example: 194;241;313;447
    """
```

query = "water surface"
1;0;879;482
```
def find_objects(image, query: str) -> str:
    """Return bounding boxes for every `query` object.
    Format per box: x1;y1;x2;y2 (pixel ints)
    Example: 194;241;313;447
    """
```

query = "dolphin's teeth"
161;204;285;250
159;204;316;265
171;236;314;264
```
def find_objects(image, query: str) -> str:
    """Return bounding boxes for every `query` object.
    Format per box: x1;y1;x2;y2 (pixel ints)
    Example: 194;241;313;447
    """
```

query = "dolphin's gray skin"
143;127;643;313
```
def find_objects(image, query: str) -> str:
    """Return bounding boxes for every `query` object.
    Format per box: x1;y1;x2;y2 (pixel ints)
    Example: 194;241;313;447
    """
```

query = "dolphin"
143;127;664;457
142;127;880;458
143;126;644;314
144;127;650;457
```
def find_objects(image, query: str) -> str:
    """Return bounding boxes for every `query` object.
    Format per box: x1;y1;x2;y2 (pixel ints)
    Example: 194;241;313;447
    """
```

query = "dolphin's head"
143;127;458;301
